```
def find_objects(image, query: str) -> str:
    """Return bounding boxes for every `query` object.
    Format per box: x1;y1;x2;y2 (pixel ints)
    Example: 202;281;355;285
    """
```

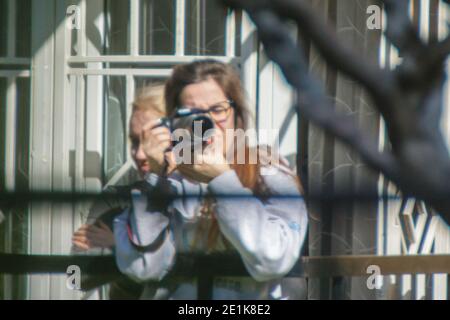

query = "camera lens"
191;115;214;139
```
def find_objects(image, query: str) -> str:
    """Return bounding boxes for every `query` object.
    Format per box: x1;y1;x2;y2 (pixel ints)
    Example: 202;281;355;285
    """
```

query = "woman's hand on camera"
141;119;173;176
178;129;231;183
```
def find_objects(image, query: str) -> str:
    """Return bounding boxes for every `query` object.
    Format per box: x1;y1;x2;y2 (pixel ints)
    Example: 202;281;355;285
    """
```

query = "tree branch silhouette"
222;0;450;225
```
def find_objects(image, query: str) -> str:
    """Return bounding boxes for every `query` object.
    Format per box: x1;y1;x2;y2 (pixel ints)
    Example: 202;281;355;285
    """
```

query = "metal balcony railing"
0;252;448;299
1;190;449;299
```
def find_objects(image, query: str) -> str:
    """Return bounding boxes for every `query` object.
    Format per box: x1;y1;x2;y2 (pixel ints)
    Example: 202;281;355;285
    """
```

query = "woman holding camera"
114;60;308;299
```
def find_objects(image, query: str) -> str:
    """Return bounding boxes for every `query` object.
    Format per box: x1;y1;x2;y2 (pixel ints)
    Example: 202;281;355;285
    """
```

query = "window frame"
65;0;244;188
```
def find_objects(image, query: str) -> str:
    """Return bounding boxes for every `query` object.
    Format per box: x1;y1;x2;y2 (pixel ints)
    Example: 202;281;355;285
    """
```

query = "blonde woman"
72;83;168;299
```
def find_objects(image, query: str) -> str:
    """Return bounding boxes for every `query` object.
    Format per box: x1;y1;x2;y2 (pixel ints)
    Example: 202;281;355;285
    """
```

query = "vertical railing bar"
420;0;430;42
130;0;140;56
197;275;214;300
5;78;17;192
195;0;201;55
75;75;85;191
175;0;186;56
125;74;135;161
79;0;87;56
196;258;214;300
239;12;258;129
225;8;236;57
74;75;86;221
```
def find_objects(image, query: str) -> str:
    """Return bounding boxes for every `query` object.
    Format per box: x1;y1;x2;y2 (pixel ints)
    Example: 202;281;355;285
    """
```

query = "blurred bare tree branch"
221;0;450;225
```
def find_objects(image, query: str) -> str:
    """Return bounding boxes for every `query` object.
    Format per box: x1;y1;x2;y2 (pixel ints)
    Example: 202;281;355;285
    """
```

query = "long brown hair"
165;60;302;251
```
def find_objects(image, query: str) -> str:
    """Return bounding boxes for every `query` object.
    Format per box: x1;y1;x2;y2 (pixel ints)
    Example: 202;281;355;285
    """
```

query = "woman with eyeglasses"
114;59;308;299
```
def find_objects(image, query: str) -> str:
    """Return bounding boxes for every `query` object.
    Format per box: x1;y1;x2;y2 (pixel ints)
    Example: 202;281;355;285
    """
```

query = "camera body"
158;108;215;149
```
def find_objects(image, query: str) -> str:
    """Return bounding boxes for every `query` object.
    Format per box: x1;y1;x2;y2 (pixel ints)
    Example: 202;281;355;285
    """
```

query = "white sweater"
113;166;308;299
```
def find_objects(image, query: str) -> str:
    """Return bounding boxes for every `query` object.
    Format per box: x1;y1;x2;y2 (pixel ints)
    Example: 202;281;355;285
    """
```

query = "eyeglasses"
177;100;234;122
205;100;234;122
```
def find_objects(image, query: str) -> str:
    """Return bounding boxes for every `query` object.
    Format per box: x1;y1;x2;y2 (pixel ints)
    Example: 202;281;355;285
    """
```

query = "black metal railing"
1;252;449;299
1;189;449;299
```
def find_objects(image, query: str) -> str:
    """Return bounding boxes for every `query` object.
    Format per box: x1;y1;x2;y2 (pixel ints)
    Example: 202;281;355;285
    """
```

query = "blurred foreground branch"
222;0;450;225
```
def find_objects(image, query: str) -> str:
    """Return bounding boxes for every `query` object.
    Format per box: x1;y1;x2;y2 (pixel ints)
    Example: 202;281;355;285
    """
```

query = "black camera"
157;108;215;149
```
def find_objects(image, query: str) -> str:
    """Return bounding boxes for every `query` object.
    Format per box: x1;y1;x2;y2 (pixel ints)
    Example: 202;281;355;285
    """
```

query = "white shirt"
114;166;308;300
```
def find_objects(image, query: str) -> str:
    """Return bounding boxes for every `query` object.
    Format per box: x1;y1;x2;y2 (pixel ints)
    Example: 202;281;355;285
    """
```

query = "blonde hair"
132;83;166;116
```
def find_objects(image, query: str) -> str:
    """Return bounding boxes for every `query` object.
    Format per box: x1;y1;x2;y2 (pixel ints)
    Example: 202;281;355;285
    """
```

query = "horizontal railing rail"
1;190;449;298
0;253;448;299
1;253;449;277
0;190;438;204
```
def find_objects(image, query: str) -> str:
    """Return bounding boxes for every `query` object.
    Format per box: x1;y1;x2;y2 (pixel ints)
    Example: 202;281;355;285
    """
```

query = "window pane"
12;77;30;262
15;0;31;57
105;0;130;55
13;76;30;266
185;0;227;56
15;77;30;191
103;76;127;182
234;10;242;57
0;0;7;56
139;0;176;55
70;27;78;56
